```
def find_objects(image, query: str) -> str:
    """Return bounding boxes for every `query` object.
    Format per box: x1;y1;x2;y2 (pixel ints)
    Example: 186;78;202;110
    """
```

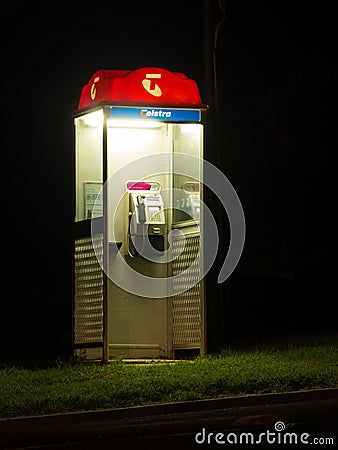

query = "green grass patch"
0;343;337;418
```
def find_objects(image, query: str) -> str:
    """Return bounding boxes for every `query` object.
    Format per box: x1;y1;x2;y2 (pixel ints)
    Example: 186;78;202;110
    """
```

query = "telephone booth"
73;67;208;360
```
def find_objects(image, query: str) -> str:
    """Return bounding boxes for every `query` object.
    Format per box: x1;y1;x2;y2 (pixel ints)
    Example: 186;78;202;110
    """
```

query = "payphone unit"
127;181;165;225
125;180;166;256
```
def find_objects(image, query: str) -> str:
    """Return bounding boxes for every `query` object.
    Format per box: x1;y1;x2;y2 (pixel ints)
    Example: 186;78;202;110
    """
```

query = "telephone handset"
137;195;146;224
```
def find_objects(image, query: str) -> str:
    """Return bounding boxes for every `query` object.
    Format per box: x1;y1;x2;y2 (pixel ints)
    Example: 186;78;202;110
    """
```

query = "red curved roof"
78;67;205;110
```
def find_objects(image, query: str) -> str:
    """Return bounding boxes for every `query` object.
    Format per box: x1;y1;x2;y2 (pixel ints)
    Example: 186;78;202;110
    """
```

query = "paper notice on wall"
84;182;103;218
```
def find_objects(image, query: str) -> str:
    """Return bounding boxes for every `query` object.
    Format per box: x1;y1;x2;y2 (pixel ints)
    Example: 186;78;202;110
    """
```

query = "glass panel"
106;120;170;244
74;110;103;221
172;123;203;224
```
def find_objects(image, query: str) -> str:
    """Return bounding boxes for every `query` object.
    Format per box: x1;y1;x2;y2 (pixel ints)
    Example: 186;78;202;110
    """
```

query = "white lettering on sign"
142;74;162;97
90;77;100;100
140;109;171;118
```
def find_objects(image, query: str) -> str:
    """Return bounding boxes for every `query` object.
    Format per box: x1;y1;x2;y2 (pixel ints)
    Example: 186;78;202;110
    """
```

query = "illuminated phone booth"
73;67;207;360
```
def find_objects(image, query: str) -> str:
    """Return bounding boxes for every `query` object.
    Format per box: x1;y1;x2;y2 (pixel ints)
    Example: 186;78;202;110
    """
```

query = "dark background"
1;1;336;362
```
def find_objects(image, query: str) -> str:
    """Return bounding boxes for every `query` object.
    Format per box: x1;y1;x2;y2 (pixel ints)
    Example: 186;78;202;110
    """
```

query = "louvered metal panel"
172;234;202;347
74;234;104;346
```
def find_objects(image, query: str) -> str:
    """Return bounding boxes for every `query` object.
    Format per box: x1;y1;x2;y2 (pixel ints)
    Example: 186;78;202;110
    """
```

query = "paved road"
1;389;337;449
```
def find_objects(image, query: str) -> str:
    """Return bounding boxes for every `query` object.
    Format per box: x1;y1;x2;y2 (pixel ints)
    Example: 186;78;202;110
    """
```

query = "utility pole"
203;0;227;353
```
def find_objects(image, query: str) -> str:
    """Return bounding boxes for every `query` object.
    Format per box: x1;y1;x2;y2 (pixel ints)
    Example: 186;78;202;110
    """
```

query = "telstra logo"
140;109;172;119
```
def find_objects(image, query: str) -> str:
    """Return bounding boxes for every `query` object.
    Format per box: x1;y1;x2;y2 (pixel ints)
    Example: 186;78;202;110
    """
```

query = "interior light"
107;119;164;129
108;125;161;152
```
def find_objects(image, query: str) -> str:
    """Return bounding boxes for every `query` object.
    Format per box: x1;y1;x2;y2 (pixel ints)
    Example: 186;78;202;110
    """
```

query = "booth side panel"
172;232;203;356
73;233;104;359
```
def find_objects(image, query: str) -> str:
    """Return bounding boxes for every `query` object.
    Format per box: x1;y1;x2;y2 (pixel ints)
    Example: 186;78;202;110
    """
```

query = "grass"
0;343;337;419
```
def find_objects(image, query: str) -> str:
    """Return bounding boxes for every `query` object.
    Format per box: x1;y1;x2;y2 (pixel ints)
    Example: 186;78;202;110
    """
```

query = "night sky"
1;1;337;358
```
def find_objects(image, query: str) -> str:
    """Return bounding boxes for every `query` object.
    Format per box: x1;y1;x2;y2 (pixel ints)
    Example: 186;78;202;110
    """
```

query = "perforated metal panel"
74;234;104;346
172;234;202;347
